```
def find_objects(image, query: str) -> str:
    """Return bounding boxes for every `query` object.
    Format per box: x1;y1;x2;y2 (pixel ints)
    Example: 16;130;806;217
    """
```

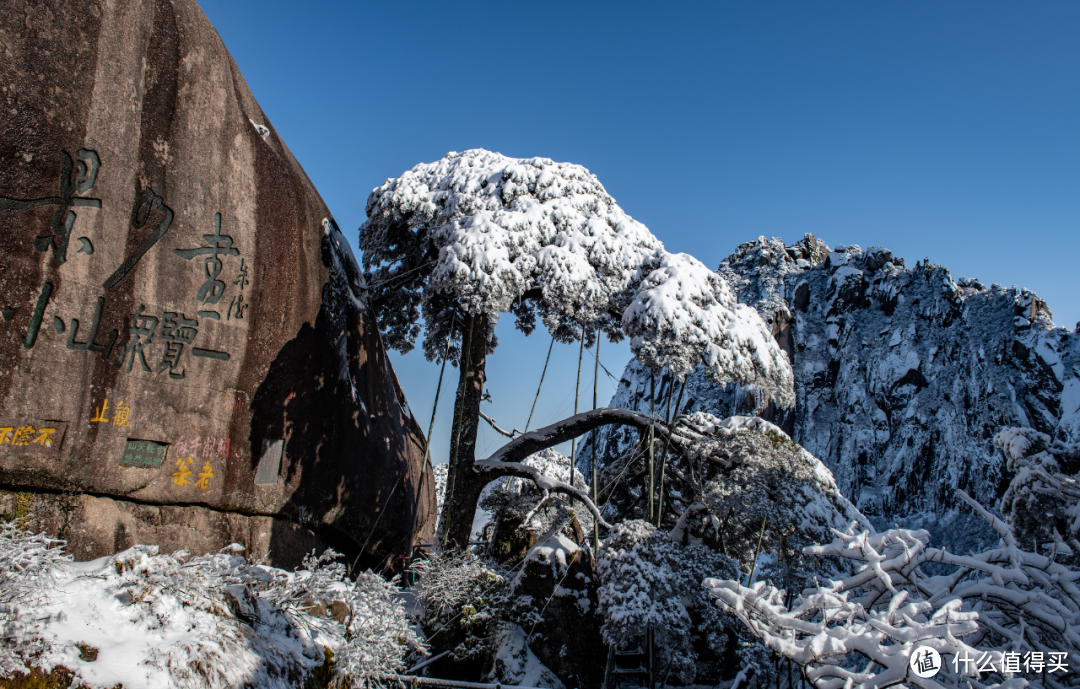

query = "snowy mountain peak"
588;233;1080;552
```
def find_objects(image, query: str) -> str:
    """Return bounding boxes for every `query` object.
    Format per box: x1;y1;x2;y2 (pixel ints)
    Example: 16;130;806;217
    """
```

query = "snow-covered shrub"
409;547;556;679
695;415;868;589
597;519;739;684
707;490;1080;689
411;549;509;664
0;521;71;676
411;549;494;627
258;548;428;687
0;535;427;688
0;521;69;609
259;547;350;639
332;570;427;688
45;544;326;689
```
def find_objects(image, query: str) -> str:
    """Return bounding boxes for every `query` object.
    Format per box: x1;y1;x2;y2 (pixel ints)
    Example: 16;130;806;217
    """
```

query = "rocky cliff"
584;235;1080;550
0;0;434;567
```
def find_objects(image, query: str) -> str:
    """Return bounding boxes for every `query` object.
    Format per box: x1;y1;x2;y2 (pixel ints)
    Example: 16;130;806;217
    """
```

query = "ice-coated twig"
707;489;1080;688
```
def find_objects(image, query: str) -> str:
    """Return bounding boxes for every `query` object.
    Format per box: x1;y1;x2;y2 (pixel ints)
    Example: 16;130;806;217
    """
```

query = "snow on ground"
2;539;422;688
5;547;323;687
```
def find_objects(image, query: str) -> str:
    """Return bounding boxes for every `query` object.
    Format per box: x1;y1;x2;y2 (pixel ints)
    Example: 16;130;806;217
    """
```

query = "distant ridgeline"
0;0;434;567
583;235;1080;551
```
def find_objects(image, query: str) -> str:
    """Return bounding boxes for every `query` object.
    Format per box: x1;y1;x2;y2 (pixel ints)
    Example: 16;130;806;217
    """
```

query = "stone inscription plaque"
120;439;169;468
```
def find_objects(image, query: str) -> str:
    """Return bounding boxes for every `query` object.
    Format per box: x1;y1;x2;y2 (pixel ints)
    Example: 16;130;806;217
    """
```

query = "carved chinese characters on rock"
2;148;251;485
0;149;102;266
0;420;68;456
159;312;198;379
228;258;249;320
174;212;239;320
2;149;246;372
102;182;175;289
116;305;230;378
171;434;228;492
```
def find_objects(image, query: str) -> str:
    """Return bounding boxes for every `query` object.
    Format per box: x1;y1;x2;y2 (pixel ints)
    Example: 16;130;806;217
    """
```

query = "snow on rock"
511;530;604;689
522;532;581;581
587;234;1080;553
486;625;565;689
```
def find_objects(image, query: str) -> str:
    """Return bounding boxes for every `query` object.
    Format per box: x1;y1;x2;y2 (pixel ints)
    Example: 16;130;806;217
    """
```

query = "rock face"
585;235;1080;551
0;0;435;567
512;535;604;689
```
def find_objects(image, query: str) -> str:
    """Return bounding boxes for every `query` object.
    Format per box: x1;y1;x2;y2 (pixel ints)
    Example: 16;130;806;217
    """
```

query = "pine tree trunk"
440;312;489;550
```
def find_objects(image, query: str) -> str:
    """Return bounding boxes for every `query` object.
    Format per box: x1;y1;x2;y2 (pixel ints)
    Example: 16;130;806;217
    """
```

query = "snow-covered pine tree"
995;426;1080;562
597;518;740;684
360;149;794;548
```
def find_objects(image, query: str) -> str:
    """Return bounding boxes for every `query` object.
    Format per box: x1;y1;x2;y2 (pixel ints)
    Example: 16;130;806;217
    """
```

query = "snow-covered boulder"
511;533;604;689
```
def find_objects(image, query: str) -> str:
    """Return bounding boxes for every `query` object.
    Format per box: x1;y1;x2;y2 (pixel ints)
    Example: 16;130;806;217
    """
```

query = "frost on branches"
333;570;427;688
691;413;870;589
361;148;663;355
0;521;70;676
706;490;1080;689
409;549;540;672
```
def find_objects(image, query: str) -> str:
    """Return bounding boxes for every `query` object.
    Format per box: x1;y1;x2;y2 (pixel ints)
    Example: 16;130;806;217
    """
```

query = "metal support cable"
655;377;686;527
524;336;555;433
592;327;601;551
647;372;655;522
569;332;585;479
405;315;455;570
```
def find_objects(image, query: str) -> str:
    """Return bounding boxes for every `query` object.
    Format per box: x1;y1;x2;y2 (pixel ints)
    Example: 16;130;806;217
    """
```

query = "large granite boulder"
0;0;435;568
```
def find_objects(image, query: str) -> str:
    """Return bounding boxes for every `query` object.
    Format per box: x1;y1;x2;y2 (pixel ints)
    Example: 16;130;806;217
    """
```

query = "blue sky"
200;1;1079;464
